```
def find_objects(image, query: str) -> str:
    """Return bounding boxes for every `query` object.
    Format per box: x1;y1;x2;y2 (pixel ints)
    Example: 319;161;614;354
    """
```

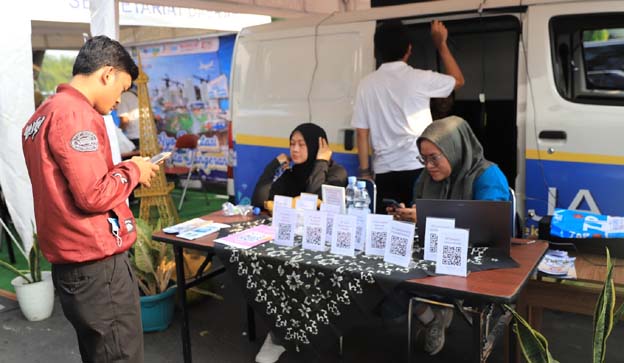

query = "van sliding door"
525;3;624;235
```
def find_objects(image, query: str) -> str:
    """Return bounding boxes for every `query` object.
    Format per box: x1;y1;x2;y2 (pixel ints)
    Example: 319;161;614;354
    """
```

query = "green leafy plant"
0;225;43;284
130;218;175;296
505;248;624;363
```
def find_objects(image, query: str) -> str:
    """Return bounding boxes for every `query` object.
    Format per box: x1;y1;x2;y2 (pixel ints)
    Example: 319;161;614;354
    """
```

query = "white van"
229;0;624;235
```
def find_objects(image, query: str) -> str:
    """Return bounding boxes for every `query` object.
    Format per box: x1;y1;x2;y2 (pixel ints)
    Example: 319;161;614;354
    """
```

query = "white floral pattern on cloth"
215;218;517;352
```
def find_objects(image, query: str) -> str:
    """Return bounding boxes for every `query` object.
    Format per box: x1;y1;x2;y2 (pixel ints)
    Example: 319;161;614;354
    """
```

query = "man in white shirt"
352;20;464;212
117;87;140;148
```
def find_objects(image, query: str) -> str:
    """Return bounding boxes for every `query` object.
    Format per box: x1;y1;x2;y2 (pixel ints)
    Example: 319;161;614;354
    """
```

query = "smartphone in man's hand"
150;151;172;164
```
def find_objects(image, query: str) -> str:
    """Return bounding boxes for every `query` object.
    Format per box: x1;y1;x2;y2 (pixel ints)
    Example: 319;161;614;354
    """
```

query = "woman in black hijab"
252;123;347;209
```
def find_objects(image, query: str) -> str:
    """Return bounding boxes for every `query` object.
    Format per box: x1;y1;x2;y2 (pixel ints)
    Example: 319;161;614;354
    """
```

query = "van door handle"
538;130;567;140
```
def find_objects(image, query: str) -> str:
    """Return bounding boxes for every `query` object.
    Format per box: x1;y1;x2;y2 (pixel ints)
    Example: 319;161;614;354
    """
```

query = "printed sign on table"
273;195;293;209
320;203;341;245
384;221;416;268
330;214;357;257
423;217;455;261
296;192;318;211
435;228;470;277
272;206;298;247
322;184;346;214
365;214;393;256
302;210;328;252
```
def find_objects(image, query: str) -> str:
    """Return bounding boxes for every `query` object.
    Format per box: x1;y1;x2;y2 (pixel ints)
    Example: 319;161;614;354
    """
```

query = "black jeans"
374;169;423;214
52;252;143;363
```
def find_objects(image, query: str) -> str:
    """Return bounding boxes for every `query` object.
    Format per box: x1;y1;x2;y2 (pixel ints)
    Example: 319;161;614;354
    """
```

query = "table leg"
247;303;256;341
174;245;192;363
506;321;518;363
472;309;484;363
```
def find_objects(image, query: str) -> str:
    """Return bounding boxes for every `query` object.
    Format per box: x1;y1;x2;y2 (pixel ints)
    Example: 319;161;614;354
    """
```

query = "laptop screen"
414;199;512;256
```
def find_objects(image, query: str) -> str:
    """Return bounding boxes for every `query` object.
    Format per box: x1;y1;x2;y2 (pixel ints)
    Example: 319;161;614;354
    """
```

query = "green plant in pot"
130;218;177;332
0;225;54;322
505;248;624;363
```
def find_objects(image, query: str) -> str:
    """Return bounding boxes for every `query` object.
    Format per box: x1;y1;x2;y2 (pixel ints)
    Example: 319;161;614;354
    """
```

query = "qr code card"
330;214;357;257
272;206;298;247
435;228;469;277
365;214;392;256
423;217;455;261
302;210;328;252
383;220;416;268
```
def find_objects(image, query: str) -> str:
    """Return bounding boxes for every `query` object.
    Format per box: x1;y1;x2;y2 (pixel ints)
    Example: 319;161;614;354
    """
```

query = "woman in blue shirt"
388;115;510;356
391;115;509;222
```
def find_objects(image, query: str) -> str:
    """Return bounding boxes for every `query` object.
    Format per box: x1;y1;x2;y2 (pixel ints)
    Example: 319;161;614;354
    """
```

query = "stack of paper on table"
163;218;230;240
214;225;275;249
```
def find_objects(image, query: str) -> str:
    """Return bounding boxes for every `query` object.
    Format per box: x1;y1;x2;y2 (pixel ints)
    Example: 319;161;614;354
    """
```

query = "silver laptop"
415;199;512;256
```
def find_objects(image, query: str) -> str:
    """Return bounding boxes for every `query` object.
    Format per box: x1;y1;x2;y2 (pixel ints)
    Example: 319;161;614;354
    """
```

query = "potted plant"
505;248;624;363
131;218;177;332
0;229;54;322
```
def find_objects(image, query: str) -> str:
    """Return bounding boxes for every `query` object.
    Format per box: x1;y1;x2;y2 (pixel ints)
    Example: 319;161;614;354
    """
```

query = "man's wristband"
358;167;372;176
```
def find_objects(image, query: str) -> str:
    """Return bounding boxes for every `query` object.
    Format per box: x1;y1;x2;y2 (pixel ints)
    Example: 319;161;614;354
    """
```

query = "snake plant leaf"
592;248;616;363
134;219;156;276
0;260;33;283
28;233;42;282
131;218;175;295
504;305;558;363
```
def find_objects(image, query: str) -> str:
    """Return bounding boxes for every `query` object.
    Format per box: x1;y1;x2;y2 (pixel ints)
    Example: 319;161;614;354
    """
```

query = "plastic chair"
164;134;200;211
509;187;518;237
357;178;377;214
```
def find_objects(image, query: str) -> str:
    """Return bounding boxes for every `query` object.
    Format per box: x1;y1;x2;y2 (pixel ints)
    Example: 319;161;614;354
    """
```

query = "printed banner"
136;34;235;183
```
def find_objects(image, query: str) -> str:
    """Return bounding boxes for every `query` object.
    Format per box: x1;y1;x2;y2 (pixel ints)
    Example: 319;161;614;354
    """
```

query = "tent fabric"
0;10;36;253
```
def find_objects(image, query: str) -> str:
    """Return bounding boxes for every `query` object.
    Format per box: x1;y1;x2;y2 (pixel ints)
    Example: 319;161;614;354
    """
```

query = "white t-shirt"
117;91;140;140
351;61;455;174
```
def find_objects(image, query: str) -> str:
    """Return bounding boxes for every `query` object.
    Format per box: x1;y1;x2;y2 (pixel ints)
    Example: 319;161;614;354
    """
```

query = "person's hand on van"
388;203;417;222
431;20;448;50
317;137;332;161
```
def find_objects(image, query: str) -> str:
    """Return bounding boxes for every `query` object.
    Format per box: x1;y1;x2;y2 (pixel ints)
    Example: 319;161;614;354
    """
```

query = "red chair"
164;134;200;210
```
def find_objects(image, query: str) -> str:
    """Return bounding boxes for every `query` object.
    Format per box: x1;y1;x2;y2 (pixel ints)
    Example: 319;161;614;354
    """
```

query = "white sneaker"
255;333;286;363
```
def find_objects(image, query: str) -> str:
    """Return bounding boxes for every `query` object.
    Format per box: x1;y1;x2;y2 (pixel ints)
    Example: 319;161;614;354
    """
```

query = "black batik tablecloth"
213;218;518;356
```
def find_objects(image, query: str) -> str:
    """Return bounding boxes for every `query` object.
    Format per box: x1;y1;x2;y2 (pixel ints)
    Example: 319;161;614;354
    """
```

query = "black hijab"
289;123;327;188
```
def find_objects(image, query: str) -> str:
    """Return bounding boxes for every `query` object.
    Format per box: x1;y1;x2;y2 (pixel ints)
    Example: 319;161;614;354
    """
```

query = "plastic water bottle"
354;181;371;211
345;176;357;209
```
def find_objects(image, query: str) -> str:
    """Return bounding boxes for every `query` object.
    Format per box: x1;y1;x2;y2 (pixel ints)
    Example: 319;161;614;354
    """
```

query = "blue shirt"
473;165;510;201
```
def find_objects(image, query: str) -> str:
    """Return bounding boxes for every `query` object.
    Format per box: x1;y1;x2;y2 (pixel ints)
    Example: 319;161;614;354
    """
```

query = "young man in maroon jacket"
22;36;159;363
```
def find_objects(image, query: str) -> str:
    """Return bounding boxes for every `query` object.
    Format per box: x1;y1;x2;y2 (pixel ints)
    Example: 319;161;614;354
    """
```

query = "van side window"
550;13;624;106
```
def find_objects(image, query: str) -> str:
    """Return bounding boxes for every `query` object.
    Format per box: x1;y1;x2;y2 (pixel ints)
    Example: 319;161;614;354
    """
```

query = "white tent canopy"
1;0;370;253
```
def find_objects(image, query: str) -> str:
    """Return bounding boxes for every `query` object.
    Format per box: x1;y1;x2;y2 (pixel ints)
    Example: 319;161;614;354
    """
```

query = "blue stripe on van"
525;158;624;235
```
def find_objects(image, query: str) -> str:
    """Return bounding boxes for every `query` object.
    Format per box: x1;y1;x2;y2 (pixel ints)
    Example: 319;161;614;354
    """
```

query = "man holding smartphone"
22;36;159;363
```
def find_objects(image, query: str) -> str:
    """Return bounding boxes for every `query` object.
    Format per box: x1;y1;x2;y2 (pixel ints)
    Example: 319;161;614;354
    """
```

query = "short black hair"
374;20;411;63
73;35;138;80
431;93;455;120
